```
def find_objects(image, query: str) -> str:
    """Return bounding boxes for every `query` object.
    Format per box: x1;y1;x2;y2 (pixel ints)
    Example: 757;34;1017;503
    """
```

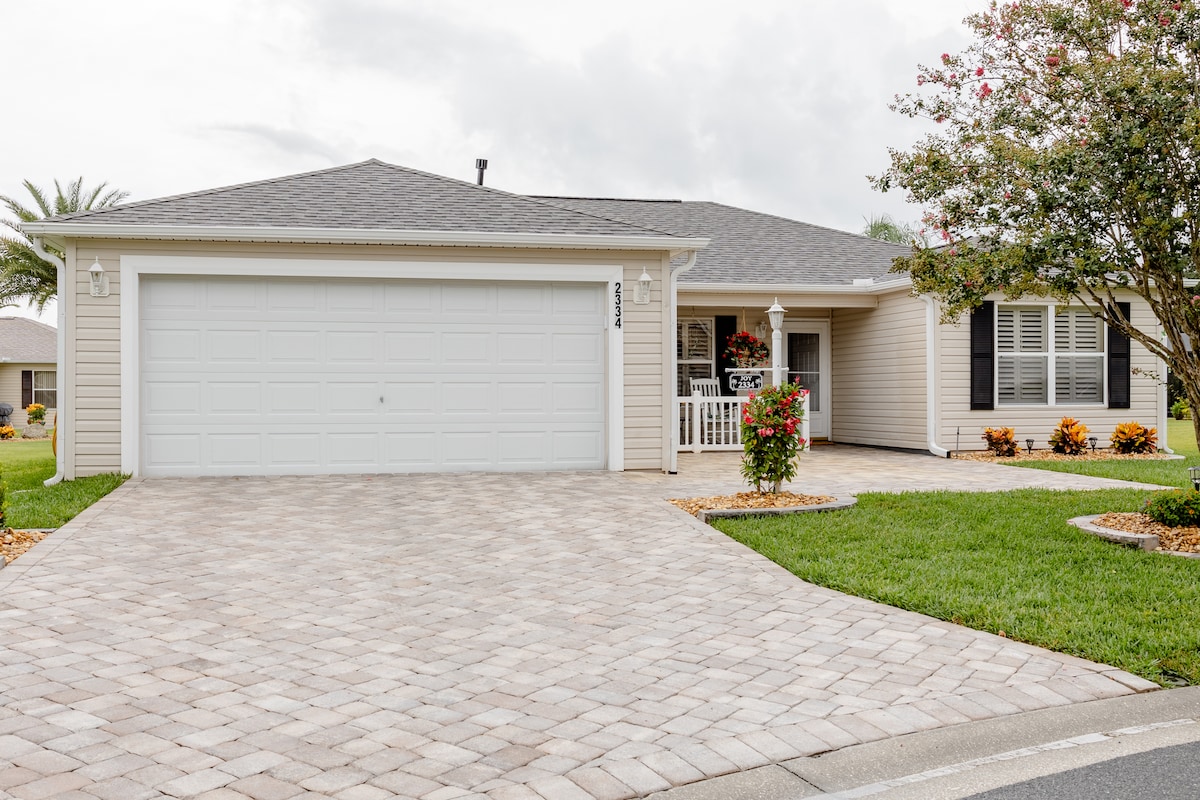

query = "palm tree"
862;213;925;246
0;178;129;310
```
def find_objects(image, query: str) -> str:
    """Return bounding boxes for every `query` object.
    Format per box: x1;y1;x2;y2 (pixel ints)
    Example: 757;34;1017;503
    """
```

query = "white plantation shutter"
677;318;714;396
998;305;1105;405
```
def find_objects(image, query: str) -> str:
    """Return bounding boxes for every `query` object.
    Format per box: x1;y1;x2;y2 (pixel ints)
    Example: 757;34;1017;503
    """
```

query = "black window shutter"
714;315;738;395
20;370;32;408
1108;302;1131;409
970;302;995;410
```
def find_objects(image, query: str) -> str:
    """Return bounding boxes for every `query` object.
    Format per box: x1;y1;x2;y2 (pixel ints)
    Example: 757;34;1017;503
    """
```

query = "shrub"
1145;490;1200;528
1171;398;1190;420
1110;422;1157;454
982;426;1018;456
0;426;13;440
1049;417;1089;455
25;403;45;424
740;383;807;493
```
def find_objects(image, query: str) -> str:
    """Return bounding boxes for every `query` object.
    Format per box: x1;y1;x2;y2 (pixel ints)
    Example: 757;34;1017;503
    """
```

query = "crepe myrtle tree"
872;0;1200;444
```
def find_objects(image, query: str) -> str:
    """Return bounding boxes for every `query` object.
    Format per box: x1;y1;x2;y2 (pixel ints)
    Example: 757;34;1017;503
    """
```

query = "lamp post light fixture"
1088;436;1098;453
1190;466;1200;491
88;258;109;297
633;268;652;305
767;297;786;387
1025;438;1035;454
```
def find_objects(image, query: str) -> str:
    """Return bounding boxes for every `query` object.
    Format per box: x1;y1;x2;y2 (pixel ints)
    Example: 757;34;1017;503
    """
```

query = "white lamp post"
767;297;786;387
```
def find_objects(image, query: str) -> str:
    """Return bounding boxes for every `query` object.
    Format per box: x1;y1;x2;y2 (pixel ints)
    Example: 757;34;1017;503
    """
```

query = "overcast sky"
2;0;978;325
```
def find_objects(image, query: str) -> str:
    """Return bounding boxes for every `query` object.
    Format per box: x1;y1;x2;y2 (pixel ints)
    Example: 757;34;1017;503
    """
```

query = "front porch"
676;392;810;453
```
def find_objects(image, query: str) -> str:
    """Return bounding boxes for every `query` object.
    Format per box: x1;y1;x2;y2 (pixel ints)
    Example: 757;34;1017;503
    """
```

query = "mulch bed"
1;528;50;565
955;449;1171;462
1092;512;1200;554
669;491;837;517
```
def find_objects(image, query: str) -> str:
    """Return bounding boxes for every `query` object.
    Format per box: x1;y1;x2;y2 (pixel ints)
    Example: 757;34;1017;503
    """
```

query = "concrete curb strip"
695;496;857;523
1068;514;1200;558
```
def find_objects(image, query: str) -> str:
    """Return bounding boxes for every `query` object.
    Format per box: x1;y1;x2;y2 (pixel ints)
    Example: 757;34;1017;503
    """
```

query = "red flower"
1045;55;1060;66
975;67;984;77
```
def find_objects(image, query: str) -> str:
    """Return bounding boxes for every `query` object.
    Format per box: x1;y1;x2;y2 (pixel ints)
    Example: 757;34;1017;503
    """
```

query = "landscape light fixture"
634;269;652;305
1190;466;1200;491
88;258;108;297
1025;438;1034;454
1088;436;1098;453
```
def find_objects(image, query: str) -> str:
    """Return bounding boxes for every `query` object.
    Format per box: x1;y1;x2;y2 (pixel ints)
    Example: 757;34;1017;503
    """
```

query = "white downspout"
30;236;66;485
922;295;950;458
669;251;699;473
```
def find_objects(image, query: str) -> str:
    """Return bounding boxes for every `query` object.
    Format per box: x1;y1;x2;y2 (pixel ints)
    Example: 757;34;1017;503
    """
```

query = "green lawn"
0;440;126;528
713;420;1200;688
1008;418;1199;487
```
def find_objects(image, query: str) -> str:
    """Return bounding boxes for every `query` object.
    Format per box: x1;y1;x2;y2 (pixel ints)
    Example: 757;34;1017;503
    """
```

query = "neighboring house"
0;317;57;429
22;159;1165;479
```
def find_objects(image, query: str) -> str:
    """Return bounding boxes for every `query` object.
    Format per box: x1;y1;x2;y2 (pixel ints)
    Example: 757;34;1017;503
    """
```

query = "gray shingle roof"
0;317;56;363
50;160;679;238
535;198;911;285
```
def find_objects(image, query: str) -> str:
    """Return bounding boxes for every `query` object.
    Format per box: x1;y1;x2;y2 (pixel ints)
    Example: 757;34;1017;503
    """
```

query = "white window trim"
677;316;715;397
120;255;625;476
995;301;1107;408
31;369;57;410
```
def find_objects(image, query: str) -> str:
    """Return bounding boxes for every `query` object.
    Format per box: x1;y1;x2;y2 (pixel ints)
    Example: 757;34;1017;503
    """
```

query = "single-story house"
22;159;1166;480
0;316;58;429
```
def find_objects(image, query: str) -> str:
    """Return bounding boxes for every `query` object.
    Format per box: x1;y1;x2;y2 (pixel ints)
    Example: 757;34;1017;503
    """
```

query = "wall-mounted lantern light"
89;258;109;297
634;269;652;305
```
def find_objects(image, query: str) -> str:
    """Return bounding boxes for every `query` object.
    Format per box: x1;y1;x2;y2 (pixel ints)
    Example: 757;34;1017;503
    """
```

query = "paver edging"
694;496;856;523
1067;514;1200;559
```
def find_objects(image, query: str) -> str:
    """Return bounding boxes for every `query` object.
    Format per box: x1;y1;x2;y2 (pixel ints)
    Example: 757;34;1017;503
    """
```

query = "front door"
784;321;830;439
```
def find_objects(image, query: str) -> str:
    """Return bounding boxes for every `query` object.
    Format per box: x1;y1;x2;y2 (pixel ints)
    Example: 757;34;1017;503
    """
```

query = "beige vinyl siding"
831;290;928;449
68;241;671;476
0;363;57;428
938;293;1163;450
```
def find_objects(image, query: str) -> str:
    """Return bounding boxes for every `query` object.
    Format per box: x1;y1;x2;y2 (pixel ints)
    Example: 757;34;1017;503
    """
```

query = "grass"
1007;418;1199;487
713;422;1200;688
0;439;126;529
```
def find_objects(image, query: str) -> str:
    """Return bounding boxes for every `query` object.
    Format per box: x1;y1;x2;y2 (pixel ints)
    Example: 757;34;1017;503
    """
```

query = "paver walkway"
0;450;1163;800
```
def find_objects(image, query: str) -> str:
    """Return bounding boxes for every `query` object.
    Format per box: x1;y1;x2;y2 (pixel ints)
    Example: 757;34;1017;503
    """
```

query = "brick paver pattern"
0;449;1161;799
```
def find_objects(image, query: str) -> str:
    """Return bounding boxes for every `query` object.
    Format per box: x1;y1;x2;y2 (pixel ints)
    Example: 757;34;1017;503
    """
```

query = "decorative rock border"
694;496;857;523
1067;515;1200;559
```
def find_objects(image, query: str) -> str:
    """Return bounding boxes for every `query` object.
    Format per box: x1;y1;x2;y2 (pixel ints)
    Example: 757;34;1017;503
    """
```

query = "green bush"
1144;489;1200;528
1171;398;1191;420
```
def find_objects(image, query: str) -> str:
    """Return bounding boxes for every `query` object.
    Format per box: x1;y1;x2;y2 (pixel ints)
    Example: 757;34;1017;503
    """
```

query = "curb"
1067;514;1200;559
695;496;856;523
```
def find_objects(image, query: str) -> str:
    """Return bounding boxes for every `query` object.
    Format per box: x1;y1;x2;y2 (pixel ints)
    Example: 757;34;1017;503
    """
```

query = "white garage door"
139;276;607;476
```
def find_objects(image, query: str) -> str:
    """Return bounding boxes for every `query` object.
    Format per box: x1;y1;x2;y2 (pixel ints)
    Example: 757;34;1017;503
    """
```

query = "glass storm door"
784;321;830;439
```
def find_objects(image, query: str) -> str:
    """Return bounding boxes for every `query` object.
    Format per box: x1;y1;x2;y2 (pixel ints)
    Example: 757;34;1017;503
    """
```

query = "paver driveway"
0;453;1161;799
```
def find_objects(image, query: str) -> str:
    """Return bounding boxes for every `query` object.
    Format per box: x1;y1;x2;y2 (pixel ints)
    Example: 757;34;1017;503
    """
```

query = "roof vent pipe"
475;158;488;186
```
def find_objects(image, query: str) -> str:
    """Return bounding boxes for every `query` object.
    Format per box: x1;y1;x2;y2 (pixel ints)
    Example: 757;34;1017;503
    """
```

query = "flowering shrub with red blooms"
740;383;807;493
724;331;770;368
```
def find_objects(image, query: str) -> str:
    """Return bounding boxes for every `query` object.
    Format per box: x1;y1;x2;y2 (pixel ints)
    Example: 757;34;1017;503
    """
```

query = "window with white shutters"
996;305;1104;406
677;318;714;396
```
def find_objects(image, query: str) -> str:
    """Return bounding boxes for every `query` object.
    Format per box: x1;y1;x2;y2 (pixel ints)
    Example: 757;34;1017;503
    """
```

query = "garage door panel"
267;434;322;466
209;382;262;414
144;329;201;363
209;331;262;362
267;282;318;311
267;331;320;362
209;434;262;467
327;332;379;363
145;382;202;415
141;276;607;475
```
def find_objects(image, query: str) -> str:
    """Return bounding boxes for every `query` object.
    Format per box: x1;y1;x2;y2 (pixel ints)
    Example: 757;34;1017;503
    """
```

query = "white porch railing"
676;392;810;453
677;395;749;452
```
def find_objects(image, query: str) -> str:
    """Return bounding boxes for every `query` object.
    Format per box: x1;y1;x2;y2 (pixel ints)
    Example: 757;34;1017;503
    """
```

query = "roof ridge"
531;195;683;204
51;160;387;223
698;201;910;249
0;316;56;332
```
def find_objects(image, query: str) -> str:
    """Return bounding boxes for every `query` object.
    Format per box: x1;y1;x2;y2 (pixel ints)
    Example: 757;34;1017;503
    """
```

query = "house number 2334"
614;282;622;329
